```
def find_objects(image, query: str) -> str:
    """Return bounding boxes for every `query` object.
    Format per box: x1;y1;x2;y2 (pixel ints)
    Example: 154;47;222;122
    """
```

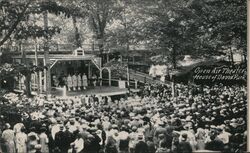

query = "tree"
58;0;89;48
124;0;246;68
0;0;73;96
199;0;247;63
78;0;122;64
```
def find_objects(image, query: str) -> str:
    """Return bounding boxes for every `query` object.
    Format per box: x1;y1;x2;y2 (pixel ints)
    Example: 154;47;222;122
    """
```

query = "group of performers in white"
66;73;88;91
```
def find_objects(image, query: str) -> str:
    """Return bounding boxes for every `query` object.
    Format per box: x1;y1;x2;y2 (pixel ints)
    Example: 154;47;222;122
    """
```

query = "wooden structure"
11;47;112;95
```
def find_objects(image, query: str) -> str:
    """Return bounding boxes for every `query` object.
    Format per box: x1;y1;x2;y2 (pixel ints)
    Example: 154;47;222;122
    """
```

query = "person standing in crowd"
106;134;118;153
118;125;130;153
55;125;68;153
205;134;224;152
146;136;156;153
134;134;149;153
195;128;206;150
72;133;84;153
176;133;192;153
27;127;39;153
15;126;28;153
64;125;74;151
88;128;101;153
129;126;138;153
153;122;166;147
39;127;49;153
1;123;16;153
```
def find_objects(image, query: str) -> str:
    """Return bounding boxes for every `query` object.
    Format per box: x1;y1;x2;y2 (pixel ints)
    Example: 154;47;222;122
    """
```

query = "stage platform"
51;86;140;97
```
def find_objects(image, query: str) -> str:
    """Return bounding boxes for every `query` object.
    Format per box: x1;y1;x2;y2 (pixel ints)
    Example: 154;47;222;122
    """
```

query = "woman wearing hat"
15;126;28;153
1;123;16;153
27;127;39;153
39;127;49;153
195;128;206;150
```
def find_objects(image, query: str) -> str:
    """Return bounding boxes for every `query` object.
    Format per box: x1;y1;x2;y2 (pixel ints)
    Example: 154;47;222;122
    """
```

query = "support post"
43;59;47;92
100;69;102;86
109;69;111;86
35;43;40;94
39;71;43;93
106;53;109;63
88;62;92;79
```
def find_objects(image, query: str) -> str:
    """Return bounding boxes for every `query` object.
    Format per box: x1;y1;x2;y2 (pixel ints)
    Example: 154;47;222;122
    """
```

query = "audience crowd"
0;83;247;153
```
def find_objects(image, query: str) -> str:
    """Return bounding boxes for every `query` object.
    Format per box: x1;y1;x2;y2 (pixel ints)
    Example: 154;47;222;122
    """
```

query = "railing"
102;78;139;89
1;43;156;53
1;43;100;52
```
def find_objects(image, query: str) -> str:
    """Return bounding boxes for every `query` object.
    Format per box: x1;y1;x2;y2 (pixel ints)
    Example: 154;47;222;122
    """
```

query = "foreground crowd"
0;83;247;153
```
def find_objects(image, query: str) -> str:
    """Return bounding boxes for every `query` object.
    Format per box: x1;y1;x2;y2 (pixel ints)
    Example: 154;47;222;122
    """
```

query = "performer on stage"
72;74;78;91
82;73;88;90
77;74;82;90
92;74;97;87
67;74;73;91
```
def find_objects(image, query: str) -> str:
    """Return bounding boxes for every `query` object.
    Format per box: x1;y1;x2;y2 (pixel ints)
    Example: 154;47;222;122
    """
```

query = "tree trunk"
172;45;177;69
98;37;104;66
24;73;31;97
43;11;51;95
72;16;82;48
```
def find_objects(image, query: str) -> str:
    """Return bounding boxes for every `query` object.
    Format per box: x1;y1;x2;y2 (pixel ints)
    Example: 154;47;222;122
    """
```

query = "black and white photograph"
0;0;247;153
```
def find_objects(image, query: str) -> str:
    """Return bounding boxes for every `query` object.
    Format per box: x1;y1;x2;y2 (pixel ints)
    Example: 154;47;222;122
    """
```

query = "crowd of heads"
0;83;247;153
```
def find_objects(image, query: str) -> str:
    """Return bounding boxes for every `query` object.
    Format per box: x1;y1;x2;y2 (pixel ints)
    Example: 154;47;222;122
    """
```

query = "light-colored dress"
15;132;28;153
77;75;82;87
195;131;206;150
1;129;16;153
82;74;88;87
39;132;49;153
72;75;78;87
67;75;73;88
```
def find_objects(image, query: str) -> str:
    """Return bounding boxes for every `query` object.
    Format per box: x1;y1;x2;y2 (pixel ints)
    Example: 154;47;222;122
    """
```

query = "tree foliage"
0;0;76;47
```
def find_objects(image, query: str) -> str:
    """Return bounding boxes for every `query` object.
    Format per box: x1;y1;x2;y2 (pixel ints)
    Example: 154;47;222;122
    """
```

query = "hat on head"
132;126;137;132
112;124;118;129
90;127;97;132
5;123;11;129
159;133;165;139
35;144;42;150
158;121;164;126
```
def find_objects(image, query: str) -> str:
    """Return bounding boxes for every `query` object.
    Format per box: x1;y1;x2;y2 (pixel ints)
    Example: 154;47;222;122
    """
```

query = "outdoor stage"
51;86;140;97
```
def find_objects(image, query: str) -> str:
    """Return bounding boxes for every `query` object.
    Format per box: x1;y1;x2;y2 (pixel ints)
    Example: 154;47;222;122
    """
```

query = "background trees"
1;0;245;59
0;0;246;77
